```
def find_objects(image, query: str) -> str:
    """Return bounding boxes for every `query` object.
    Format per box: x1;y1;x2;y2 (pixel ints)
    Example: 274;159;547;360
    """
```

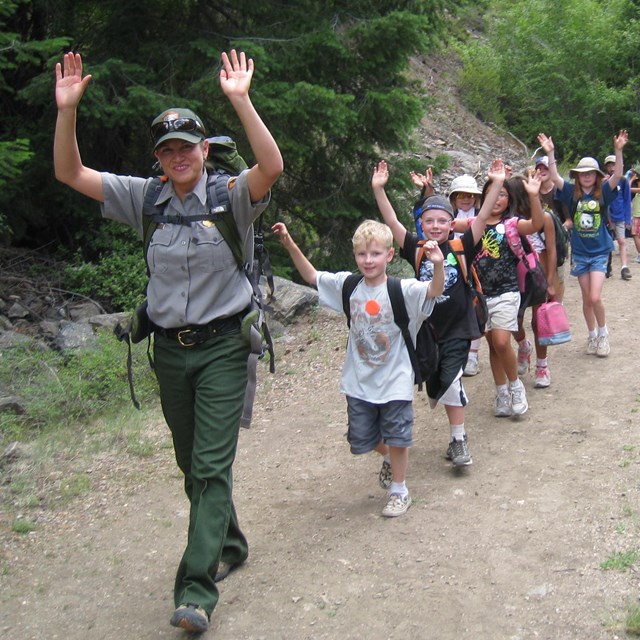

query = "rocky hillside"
409;51;529;189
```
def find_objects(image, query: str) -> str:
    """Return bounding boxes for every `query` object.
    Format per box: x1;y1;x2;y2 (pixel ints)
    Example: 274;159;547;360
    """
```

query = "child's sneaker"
378;460;392;489
621;266;632;280
534;365;551;388
381;492;412;517
510;380;528;416
462;356;479;377
596;335;610;357
493;389;512;417
517;340;531;375
446;436;473;466
586;336;598;355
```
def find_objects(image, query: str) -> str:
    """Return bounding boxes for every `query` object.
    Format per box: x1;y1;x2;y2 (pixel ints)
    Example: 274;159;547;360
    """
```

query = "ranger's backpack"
341;274;438;386
115;136;274;427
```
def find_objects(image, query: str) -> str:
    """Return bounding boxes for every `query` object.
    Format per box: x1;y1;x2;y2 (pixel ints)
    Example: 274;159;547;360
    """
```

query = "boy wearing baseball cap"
372;159;506;468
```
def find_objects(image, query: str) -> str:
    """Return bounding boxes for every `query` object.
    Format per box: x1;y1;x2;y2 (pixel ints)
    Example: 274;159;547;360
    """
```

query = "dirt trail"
2;254;640;640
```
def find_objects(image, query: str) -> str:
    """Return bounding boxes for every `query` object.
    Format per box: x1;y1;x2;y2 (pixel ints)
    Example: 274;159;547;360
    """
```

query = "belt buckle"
177;329;197;347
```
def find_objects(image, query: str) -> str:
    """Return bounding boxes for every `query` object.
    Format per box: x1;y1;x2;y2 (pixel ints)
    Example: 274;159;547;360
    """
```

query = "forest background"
2;0;640;310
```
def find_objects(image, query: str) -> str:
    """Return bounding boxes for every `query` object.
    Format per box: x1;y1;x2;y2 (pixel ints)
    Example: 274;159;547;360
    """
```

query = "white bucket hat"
569;157;606;179
448;174;481;197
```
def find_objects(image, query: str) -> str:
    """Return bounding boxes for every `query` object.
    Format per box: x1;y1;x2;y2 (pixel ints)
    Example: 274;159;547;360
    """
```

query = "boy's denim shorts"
346;396;413;454
570;252;609;277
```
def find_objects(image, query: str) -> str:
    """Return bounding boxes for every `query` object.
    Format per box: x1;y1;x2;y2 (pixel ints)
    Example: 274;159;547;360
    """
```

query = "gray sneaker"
621;266;632;280
586;336;598;355
510;380;528;416
494;390;512;417
378;460;392;489
446;436;473;466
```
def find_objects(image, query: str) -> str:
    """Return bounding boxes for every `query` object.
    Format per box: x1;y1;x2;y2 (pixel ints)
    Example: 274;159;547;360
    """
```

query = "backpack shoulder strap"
449;237;484;293
386;276;420;384
341;274;364;326
448;238;467;283
504;217;525;258
142;176;168;265
205;171;245;269
414;239;428;276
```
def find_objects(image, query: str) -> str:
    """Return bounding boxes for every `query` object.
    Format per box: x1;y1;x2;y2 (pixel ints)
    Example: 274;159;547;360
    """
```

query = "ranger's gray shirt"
100;170;269;328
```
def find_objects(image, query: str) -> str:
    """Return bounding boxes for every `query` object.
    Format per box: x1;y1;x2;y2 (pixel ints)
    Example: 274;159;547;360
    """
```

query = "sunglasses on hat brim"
150;117;205;144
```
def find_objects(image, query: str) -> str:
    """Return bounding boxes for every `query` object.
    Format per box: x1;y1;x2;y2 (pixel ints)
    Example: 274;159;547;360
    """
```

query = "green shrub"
61;222;147;312
455;41;504;125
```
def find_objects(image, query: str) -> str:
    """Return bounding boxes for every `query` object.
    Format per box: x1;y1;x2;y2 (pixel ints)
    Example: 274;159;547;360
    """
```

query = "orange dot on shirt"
365;299;381;315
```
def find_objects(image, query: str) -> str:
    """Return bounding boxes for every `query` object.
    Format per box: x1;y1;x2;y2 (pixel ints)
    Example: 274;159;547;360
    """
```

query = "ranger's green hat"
150;108;206;150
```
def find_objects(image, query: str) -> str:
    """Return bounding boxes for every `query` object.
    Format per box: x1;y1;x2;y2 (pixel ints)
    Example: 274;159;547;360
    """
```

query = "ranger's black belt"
152;314;241;347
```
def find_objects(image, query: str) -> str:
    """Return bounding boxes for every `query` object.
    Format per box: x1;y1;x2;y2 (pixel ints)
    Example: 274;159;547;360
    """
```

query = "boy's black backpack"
341;274;438;386
115;136;274;427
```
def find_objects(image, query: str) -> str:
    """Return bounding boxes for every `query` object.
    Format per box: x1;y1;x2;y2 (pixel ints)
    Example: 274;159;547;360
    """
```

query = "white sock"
588;329;597;339
467;351;478;362
383;454;391;464
536;358;548;368
497;383;509;396
450;423;465;441
597;326;608;337
389;481;408;497
509;379;521;390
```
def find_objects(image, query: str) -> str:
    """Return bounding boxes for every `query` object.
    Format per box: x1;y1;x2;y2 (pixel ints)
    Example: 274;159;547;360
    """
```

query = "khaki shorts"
485;291;520;332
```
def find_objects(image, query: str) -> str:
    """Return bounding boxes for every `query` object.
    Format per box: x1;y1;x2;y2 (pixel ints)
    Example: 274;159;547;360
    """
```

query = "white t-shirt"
316;272;435;403
454;206;476;238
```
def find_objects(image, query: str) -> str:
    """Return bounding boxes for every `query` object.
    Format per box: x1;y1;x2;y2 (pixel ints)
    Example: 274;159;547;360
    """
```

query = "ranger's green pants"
154;330;250;617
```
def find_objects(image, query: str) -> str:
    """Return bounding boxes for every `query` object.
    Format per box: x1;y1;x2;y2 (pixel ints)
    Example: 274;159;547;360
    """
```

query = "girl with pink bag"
473;172;544;418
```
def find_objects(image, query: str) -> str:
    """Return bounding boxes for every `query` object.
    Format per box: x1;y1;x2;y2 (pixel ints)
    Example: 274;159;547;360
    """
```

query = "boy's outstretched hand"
372;161;389;189
420;239;444;265
271;222;293;248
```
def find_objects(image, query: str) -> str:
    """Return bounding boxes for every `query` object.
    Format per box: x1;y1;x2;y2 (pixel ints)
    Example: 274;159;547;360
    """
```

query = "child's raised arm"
421;240;445;298
271;222;318;287
537;133;564;190
470;159;506;244
606;129;629;191
372;161;407;247
518;170;544;233
408;166;435;198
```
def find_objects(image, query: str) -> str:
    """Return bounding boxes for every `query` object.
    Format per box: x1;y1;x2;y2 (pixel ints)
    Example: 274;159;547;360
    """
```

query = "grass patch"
600;549;639;572
11;518;36;534
0;330;159;445
0;331;168;525
626;603;640;636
